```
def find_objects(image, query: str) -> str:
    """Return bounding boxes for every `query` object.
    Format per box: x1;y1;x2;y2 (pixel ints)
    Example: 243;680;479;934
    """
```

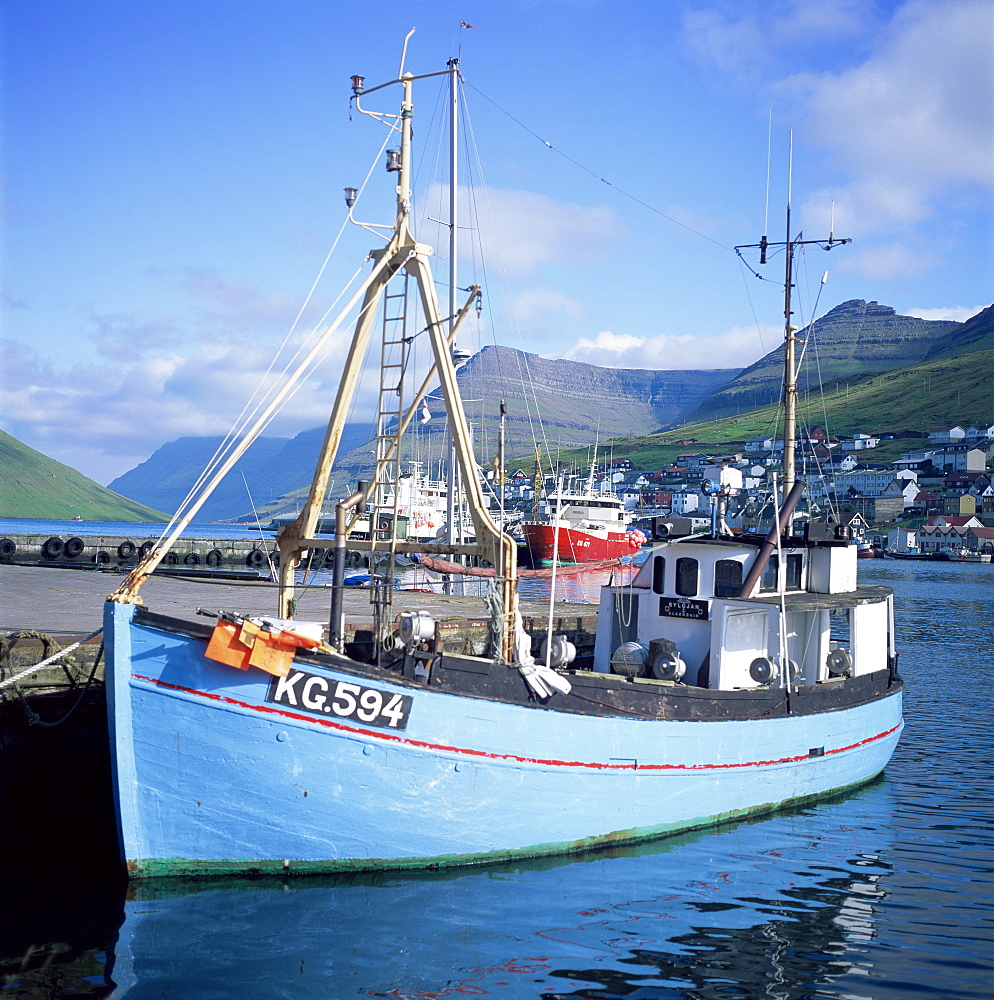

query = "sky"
2;0;992;485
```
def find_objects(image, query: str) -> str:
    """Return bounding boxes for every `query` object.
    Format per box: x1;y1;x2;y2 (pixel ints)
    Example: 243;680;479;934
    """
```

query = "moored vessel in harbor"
101;42;902;880
520;474;646;567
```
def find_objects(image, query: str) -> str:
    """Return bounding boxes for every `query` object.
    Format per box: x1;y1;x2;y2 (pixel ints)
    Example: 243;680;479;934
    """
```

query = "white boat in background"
102;41;902;879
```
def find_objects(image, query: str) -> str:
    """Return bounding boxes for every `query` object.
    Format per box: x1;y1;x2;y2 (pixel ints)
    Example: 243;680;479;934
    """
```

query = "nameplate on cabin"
658;597;710;621
267;669;412;730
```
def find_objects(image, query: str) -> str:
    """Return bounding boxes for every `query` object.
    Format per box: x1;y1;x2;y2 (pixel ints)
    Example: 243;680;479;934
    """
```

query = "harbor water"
1;554;991;998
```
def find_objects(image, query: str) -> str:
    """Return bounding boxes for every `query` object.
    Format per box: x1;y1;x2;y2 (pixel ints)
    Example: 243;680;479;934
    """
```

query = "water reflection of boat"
99;787;895;999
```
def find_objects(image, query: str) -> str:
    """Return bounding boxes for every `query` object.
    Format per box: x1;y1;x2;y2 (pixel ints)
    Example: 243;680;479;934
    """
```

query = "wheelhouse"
593;536;895;692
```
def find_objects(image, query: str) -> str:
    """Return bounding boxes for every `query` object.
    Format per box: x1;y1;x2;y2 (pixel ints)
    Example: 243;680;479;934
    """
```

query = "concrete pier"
0;532;276;574
0;563;599;668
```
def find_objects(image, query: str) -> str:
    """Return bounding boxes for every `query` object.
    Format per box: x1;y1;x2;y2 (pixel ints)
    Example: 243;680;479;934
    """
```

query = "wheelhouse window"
760;555;779;593
785;553;803;590
714;559;743;598
675;557;698;596
652;556;666;594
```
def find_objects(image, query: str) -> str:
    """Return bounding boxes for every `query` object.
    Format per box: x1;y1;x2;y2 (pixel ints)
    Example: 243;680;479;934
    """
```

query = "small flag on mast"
460;21;476;29
420;400;432;424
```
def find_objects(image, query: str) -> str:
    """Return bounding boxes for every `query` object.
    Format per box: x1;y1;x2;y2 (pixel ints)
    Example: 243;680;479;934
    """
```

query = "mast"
444;57;461;592
782;133;798;496
736;132;850;505
272;55;517;660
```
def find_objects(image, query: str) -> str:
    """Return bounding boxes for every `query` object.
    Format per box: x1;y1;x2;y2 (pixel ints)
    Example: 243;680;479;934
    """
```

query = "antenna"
398;28;416;77
762;108;772;263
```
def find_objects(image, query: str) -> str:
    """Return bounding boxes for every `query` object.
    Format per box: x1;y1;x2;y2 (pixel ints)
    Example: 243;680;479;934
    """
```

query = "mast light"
385;149;402;172
350;75;365;94
344;187;358;208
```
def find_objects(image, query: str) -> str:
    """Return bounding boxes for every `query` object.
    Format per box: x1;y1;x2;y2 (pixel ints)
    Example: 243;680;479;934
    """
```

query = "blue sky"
2;0;991;483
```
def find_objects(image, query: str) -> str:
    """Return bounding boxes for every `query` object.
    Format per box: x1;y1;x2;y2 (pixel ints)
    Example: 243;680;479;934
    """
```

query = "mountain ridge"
679;299;964;423
104;300;989;522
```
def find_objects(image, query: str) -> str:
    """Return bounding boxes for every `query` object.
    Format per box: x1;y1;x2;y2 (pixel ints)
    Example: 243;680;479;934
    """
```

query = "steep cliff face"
681;300;963;422
454;344;740;446
107;299;975;522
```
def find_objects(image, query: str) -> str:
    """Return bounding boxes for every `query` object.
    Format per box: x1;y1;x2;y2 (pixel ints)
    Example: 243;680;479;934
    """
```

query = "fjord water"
2;561;992;998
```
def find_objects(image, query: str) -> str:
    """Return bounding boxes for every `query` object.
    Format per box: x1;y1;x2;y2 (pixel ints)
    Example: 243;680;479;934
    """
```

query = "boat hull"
105;602;903;878
522;523;639;566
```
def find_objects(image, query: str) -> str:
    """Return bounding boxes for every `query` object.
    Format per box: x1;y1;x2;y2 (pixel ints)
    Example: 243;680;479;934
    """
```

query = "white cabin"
593;536;893;692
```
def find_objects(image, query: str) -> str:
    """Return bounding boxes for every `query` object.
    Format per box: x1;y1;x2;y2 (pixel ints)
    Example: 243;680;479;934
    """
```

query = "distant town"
500;423;994;560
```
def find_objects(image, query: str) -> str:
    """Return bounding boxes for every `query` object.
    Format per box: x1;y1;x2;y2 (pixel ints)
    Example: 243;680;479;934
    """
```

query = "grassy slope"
535;349;993;471
0;430;170;521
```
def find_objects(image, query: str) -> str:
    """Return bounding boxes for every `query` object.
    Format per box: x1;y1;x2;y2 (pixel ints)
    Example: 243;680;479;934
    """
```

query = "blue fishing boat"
104;41;902;879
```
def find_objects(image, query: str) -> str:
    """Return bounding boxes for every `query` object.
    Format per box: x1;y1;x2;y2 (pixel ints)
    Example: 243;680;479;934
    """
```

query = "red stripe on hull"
132;672;903;771
522;523;638;565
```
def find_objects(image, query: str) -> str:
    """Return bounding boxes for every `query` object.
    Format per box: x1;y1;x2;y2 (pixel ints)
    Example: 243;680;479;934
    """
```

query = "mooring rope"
0;627;103;692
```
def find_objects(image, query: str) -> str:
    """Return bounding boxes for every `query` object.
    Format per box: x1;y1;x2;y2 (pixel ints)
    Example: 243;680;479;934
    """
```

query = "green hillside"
679;299;963;423
926;303;994;360
539;348;993;471
0;430;169;520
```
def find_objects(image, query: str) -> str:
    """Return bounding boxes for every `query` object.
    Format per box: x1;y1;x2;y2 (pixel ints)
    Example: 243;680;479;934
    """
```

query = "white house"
965;425;994;443
839;432;881;452
670;491;700;515
928;426;966;445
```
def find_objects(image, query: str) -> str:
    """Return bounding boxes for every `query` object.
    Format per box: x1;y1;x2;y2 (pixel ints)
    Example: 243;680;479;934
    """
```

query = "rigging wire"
467;83;734;254
457;84;560;477
157;128;394;541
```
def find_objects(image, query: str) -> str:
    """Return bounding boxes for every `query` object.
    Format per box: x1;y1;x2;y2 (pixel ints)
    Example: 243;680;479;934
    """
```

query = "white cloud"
796;2;993;190
509;288;586;323
839;241;941;280
903;304;991;322
0;271;384;484
1;175;628;484
780;0;993;249
553;325;776;371
685;0;993;274
683;0;877;80
423;184;625;280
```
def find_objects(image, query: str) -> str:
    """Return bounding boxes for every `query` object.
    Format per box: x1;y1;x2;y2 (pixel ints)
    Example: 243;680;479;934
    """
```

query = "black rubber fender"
246;548;266;568
205;548;224;567
117;540;136;559
184;552;201;565
0;538;15;558
42;536;65;560
64;536;85;558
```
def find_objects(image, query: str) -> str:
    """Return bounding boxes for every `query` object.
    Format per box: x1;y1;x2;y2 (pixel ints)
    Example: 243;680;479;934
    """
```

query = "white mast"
444;57;462;592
